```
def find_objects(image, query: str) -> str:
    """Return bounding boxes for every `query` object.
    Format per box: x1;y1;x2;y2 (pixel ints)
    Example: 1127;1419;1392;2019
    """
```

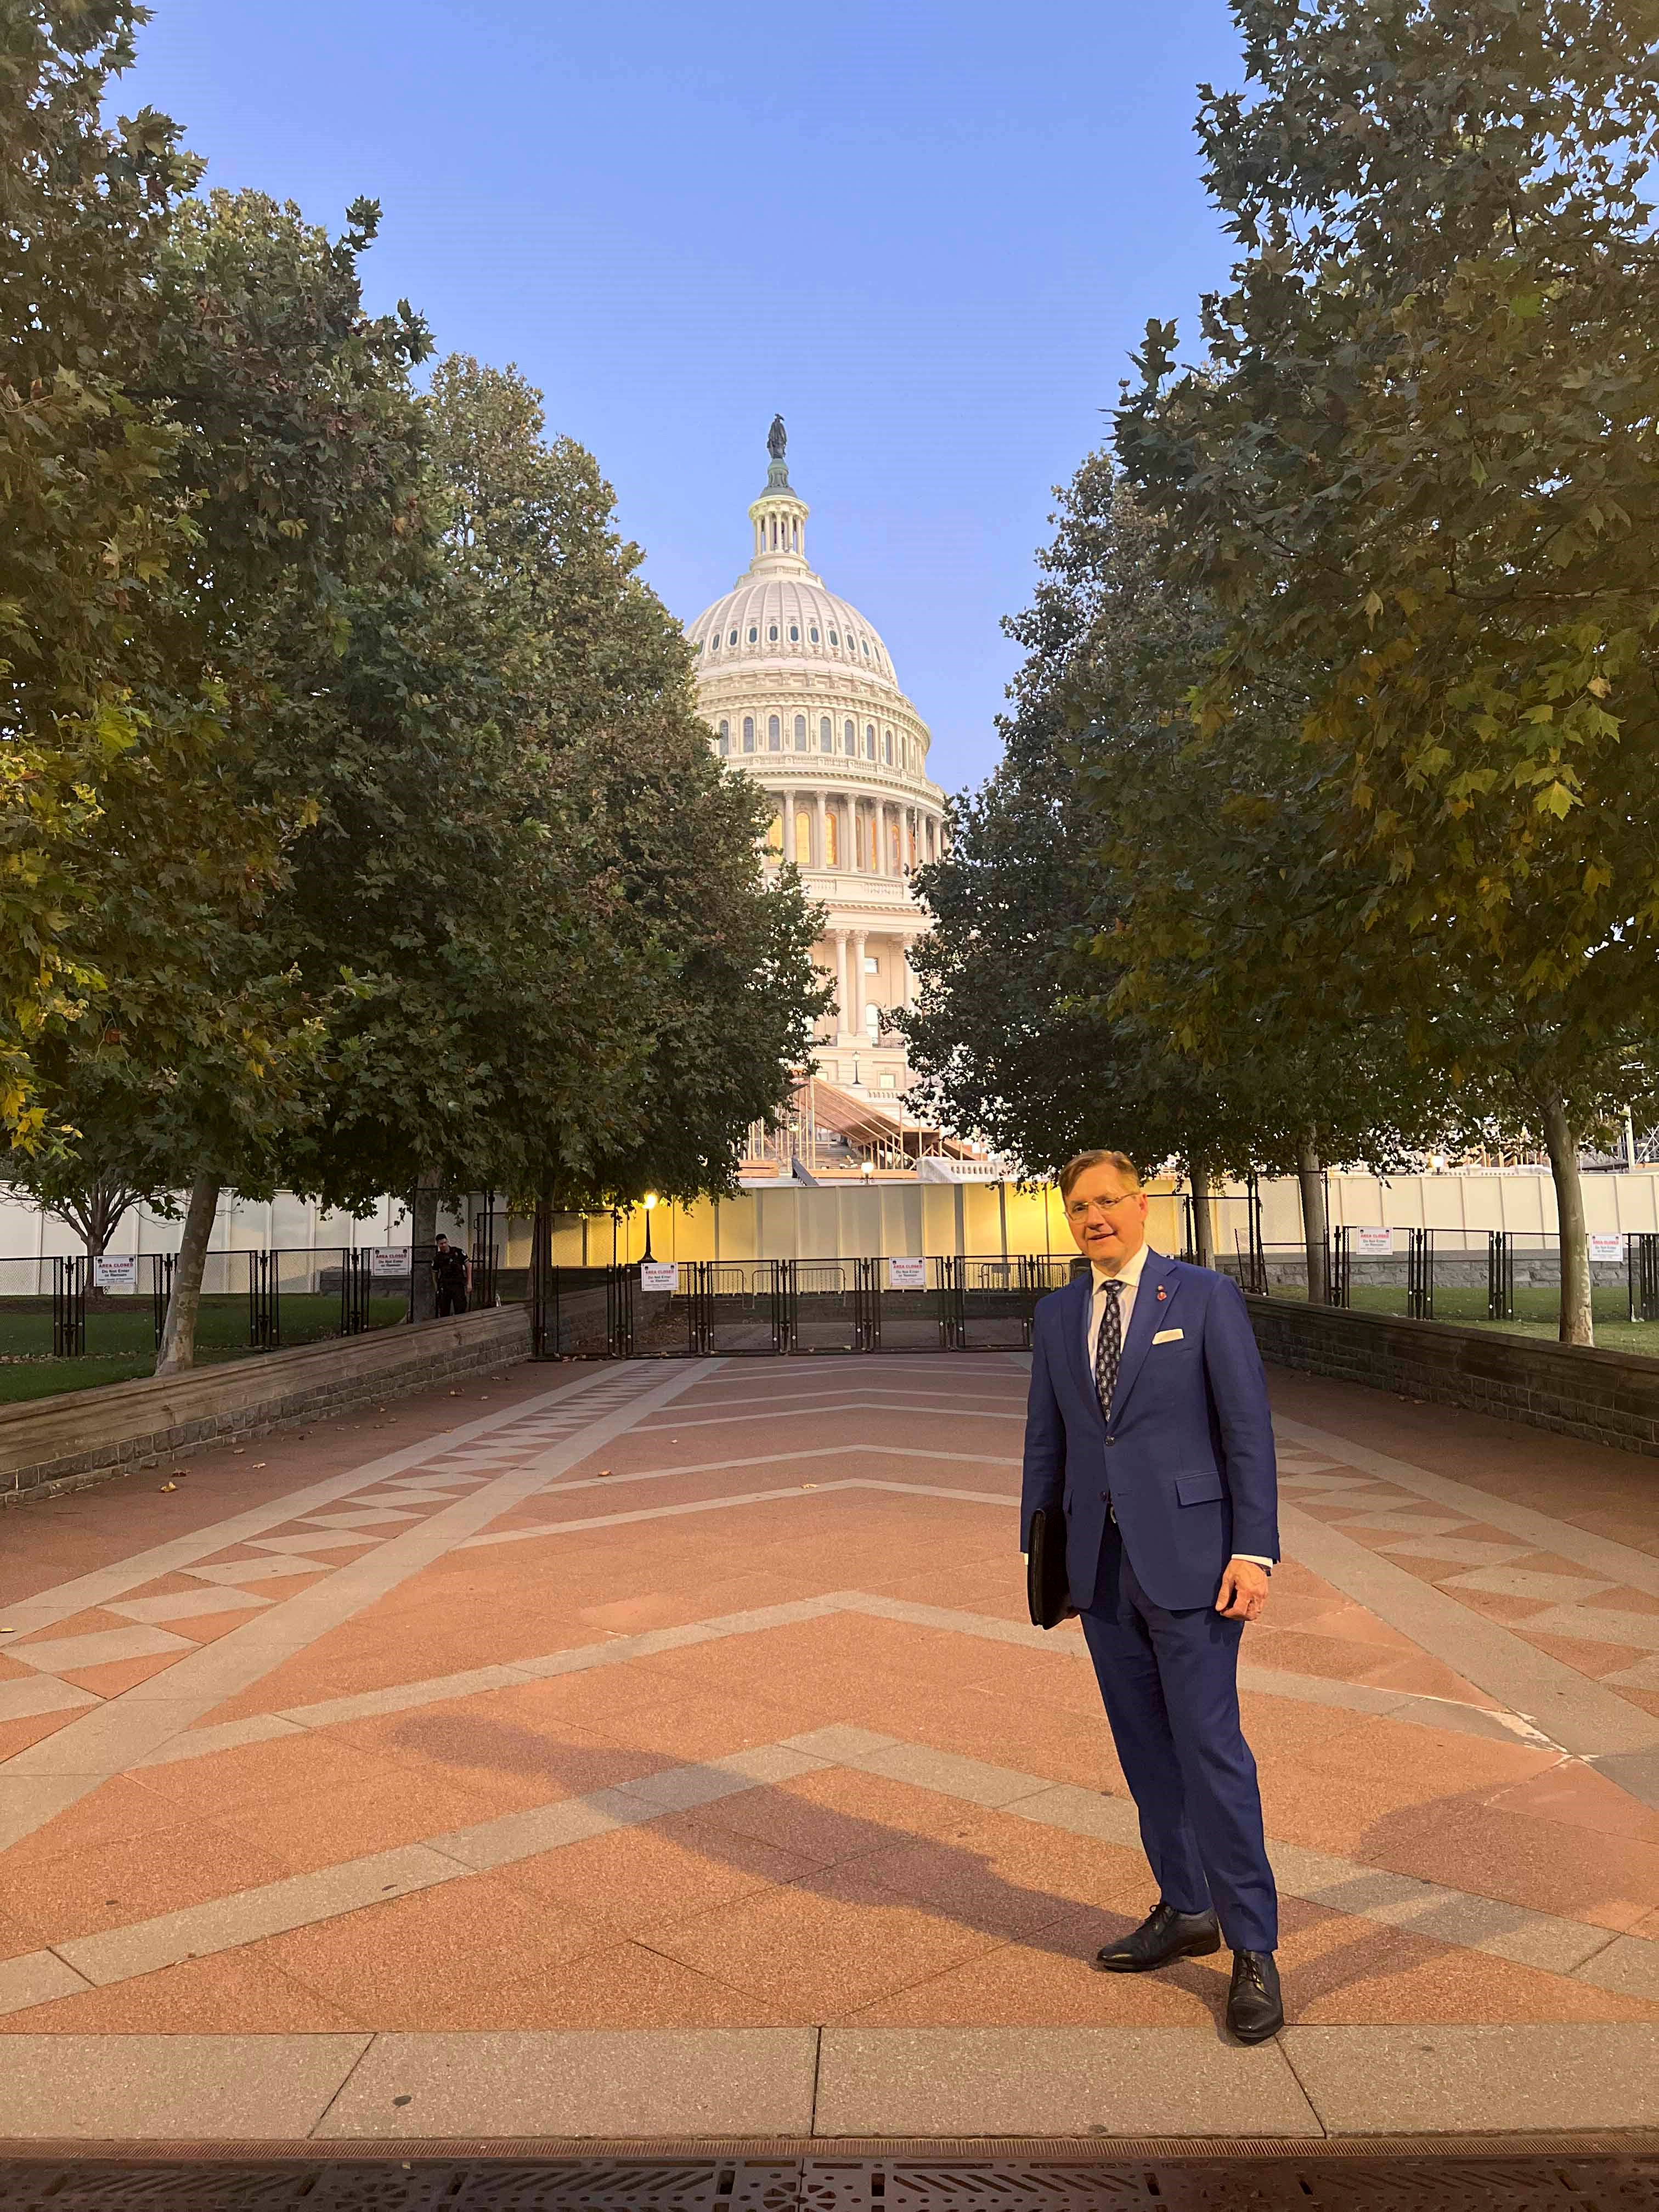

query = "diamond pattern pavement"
1;1351;1657;2140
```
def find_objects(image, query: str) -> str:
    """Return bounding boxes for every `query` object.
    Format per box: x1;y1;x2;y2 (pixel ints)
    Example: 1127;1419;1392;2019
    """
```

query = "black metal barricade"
528;1251;1085;1361
1406;1227;1435;1319
151;1252;176;1350
945;1255;1046;1350
249;1250;280;1349
533;1263;616;1359
866;1257;951;1351
339;1248;372;1335
629;1264;701;1358
52;1255;86;1358
1630;1232;1659;1323
1489;1231;1516;1321
786;1259;867;1352
1330;1227;1352;1310
471;1198;499;1311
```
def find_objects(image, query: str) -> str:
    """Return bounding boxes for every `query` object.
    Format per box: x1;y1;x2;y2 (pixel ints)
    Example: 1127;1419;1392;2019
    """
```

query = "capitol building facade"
687;434;946;1106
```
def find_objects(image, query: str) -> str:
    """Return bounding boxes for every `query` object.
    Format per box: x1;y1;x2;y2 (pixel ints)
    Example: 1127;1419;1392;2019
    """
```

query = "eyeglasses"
1064;1193;1139;1222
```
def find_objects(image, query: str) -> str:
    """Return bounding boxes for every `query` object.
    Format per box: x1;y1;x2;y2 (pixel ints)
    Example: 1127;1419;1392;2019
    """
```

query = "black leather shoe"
1226;1949;1284;2041
1092;1900;1221;1973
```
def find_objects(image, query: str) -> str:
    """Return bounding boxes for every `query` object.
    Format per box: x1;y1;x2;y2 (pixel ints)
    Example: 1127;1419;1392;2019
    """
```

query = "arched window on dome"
718;720;730;757
707;634;716;651
768;714;781;751
820;716;832;753
770;517;777;548
883;730;894;764
825;809;840;866
862;639;870;657
828;629;839;646
765;807;783;854
768;624;778;642
794;809;811;866
789;624;799;642
729;628;738;645
794;714;807;751
748;626;758;643
809;626;819;644
843;719;856;755
742;716;755;753
792;520;799;549
865;724;876;759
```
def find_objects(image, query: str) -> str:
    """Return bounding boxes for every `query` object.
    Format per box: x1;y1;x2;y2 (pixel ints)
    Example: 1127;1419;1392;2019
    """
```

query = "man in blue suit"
1022;1148;1284;2041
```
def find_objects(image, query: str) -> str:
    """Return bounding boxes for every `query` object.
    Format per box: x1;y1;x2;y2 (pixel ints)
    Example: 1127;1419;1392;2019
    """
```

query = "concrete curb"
2;2025;1657;2142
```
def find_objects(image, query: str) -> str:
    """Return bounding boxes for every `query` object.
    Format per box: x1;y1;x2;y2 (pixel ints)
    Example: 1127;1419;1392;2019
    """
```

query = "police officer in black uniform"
431;1234;471;1317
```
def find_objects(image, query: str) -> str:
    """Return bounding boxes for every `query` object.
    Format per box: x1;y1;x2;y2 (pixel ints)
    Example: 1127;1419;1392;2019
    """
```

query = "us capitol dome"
687;421;947;1114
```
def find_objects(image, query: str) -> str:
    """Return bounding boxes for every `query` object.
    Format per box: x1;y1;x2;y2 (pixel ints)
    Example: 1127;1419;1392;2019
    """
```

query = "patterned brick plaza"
1;1354;1657;2142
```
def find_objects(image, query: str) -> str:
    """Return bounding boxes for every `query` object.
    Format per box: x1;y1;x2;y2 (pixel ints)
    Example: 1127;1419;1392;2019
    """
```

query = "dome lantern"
747;442;810;575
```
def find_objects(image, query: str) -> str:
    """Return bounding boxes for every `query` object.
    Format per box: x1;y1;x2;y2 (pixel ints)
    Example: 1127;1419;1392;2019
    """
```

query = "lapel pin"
1156;1286;1168;1301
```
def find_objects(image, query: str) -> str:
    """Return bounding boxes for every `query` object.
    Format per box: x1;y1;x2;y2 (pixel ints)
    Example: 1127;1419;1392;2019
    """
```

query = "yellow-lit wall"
518;1178;1187;1266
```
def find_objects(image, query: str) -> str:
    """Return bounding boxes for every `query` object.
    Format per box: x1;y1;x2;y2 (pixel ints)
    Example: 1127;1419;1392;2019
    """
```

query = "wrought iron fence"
1252;1228;1652;1331
0;1245;465;1377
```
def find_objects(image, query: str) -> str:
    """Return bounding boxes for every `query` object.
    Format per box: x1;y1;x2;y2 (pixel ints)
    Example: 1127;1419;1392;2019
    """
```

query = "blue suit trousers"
1080;1532;1278;1953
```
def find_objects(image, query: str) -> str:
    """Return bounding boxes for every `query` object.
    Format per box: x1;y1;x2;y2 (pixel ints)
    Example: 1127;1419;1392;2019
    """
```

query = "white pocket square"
1152;1328;1184;1344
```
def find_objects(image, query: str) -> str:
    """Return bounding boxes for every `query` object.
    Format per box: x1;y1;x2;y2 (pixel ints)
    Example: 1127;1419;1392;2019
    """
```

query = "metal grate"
3;2158;1659;2211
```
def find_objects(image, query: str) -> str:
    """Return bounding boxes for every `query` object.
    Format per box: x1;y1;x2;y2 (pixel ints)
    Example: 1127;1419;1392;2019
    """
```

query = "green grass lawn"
0;1292;408;1406
1265;1279;1659;1357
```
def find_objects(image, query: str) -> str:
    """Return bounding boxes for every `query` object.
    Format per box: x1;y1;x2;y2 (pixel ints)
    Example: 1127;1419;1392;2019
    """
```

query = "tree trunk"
1296;1130;1330;1305
1543;1096;1593;1347
408;1175;439;1322
155;1175;221;1375
1189;1158;1216;1269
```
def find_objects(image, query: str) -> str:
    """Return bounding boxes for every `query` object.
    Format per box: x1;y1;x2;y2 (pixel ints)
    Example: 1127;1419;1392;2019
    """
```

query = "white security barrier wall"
10;1169;1659;1271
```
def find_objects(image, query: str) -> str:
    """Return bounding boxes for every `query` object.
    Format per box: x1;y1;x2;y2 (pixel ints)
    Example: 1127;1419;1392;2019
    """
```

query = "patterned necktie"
1094;1277;1125;1418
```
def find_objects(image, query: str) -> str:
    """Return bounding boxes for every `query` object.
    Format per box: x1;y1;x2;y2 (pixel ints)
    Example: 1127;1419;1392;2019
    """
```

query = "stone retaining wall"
1246;1295;1659;1458
1;1306;532;1506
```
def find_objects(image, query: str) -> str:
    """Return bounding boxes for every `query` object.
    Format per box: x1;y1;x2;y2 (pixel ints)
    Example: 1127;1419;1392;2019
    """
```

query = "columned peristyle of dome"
688;438;946;1102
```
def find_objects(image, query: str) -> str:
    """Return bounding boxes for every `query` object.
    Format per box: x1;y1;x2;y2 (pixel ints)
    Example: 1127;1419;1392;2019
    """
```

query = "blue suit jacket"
1020;1252;1279;1613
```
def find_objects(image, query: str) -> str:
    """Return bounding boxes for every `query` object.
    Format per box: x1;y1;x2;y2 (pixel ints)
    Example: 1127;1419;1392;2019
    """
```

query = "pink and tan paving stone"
2;1352;1658;2142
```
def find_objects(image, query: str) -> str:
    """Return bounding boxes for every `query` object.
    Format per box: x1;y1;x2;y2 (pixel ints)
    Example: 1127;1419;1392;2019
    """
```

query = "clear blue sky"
121;1;1246;793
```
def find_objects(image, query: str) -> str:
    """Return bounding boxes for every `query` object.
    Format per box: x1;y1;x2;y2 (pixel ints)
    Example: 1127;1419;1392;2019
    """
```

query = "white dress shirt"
1088;1245;1271;1572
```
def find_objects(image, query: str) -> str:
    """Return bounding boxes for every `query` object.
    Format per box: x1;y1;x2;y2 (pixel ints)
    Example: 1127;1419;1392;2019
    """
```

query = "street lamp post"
642;1190;659;1262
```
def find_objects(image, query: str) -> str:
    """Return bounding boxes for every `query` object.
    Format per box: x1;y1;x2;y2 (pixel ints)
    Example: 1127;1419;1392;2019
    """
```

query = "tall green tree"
1118;0;1659;1339
907;455;1442;1293
269;360;827;1291
904;460;1266;1217
20;179;435;1370
0;1;292;1149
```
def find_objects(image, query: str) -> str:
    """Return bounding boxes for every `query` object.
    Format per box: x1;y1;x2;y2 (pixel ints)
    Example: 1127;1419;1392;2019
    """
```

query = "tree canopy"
3;4;827;1368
